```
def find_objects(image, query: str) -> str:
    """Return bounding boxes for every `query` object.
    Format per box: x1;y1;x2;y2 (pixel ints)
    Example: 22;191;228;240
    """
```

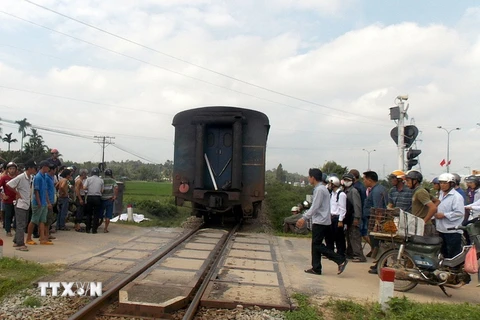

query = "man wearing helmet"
101;169;118;233
451;173;467;204
342;173;366;262
283;204;308;234
431;177;440;198
465;175;480;221
387;170;413;212
47;148;62;168
405;170;438;236
326;176;347;257
296;168;348;275
0;162;18;237
434;173;465;258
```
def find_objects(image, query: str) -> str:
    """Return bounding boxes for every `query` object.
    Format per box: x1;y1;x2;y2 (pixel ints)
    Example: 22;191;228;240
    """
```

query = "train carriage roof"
172;106;269;127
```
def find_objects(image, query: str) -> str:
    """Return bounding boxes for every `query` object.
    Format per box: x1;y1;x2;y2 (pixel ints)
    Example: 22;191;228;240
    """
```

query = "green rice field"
123;181;173;202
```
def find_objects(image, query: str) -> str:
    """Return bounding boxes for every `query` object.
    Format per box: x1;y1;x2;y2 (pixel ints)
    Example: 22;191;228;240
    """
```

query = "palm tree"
2;133;18;152
15;118;31;152
25;128;46;158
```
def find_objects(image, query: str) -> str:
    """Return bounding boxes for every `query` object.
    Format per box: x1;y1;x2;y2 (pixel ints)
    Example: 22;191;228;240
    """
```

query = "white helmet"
328;176;341;187
291;206;299;212
438;173;455;183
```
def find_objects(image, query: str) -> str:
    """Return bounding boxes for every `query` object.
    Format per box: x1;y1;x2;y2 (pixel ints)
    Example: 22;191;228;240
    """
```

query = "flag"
440;159;446;166
447;160;451;165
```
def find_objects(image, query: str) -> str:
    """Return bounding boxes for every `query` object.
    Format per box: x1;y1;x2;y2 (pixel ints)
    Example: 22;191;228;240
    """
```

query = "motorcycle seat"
408;235;443;245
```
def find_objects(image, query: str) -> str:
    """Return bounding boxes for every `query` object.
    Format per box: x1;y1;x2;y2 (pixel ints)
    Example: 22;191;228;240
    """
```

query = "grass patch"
285;293;323;320
0;257;59;300
23;296;42;308
323;297;480;320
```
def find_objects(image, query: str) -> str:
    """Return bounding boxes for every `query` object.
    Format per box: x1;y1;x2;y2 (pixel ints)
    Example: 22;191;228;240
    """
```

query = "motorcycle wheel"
376;250;418;292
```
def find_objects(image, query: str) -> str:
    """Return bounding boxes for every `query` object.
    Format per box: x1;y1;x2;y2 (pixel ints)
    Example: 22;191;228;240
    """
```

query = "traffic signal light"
407;149;421;170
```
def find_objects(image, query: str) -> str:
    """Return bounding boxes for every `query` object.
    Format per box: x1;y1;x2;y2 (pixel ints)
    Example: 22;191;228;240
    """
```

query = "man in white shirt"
296;168;348;275
435;173;465;258
326;176;347;258
7;160;37;251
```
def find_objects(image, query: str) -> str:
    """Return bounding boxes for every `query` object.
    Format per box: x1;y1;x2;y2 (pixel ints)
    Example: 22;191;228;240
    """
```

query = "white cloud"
0;1;479;179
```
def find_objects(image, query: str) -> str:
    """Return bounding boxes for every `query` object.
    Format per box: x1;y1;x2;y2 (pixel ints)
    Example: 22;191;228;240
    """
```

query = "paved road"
277;236;480;304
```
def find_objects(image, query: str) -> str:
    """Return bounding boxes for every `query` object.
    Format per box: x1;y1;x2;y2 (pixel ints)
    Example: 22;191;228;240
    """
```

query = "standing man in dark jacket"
296;168;348;275
363;171;388;263
343;173;366;262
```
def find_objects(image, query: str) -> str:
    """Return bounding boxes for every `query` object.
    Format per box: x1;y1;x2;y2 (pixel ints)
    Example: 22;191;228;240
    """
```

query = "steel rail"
68;224;203;320
182;221;242;320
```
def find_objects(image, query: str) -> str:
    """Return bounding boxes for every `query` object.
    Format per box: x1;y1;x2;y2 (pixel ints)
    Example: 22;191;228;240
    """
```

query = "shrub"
133;200;178;218
265;181;313;232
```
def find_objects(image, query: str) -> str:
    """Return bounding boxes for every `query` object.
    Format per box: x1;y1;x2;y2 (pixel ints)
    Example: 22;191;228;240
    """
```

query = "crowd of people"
285;167;479;276
0;149;118;252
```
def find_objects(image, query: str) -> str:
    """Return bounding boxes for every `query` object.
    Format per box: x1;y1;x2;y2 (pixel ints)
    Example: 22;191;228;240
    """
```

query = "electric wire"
0;85;173;117
0;10;389;127
24;0;383;122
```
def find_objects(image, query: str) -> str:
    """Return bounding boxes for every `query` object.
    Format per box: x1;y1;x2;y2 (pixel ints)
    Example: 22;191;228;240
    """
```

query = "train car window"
207;133;215;147
223;133;232;147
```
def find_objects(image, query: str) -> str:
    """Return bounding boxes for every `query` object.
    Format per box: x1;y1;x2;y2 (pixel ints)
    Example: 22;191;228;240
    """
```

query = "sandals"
337;260;348;275
26;240;37;245
104;229;109;233
304;268;321;275
16;246;29;251
40;241;54;245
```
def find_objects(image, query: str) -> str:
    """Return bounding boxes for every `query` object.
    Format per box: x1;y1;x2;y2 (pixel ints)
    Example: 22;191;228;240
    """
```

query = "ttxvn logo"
38;282;103;297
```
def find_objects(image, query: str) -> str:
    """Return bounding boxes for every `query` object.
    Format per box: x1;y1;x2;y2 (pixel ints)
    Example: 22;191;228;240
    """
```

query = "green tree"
2;133;17;152
24;128;47;158
276;163;286;182
321;161;348;177
15;118;31;152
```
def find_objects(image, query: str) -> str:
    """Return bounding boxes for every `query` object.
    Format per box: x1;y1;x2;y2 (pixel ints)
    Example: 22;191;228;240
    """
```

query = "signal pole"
94;136;115;171
395;95;408;171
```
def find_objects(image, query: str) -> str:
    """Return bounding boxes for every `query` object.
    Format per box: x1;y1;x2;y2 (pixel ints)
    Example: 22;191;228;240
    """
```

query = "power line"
0;10;388;126
24;0;382;122
112;143;159;164
0;85;173;116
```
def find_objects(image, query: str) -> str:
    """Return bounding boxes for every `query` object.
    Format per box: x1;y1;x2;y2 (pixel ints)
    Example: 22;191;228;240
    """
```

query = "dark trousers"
85;196;102;232
311;224;345;273
439;232;462;258
346;224;366;260
75;196;85;224
326;215;346;257
4;203;15;233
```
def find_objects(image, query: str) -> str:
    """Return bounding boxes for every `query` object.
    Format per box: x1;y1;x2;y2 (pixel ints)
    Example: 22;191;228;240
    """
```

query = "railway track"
68;223;204;319
66;220;291;319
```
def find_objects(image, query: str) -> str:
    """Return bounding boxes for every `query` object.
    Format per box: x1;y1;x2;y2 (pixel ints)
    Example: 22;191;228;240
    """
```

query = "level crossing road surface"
1;224;479;305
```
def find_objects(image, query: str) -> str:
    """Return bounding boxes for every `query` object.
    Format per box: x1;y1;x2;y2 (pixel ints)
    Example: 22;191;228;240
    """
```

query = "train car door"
204;126;233;190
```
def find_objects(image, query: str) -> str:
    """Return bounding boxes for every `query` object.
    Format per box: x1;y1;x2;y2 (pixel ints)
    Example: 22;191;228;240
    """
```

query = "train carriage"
172;106;270;220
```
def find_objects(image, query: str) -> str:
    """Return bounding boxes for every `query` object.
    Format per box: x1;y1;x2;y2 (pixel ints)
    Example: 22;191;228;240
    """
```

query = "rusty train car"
172;106;270;219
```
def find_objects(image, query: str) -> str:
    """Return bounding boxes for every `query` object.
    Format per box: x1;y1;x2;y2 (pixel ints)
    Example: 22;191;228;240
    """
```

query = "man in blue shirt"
296;168;348;275
26;161;53;245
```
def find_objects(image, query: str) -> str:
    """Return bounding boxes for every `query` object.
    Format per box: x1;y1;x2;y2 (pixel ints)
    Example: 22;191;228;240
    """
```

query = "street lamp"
362;149;376;170
437;126;461;173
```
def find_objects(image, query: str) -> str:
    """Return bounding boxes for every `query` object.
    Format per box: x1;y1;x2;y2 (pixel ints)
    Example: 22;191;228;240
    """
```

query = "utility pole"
94;136;115;171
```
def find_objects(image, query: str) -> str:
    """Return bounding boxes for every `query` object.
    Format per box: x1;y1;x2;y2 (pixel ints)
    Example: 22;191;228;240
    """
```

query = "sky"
0;0;479;181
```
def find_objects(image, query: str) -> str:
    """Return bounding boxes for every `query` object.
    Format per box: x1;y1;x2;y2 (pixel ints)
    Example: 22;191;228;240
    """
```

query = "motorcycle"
374;218;480;297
